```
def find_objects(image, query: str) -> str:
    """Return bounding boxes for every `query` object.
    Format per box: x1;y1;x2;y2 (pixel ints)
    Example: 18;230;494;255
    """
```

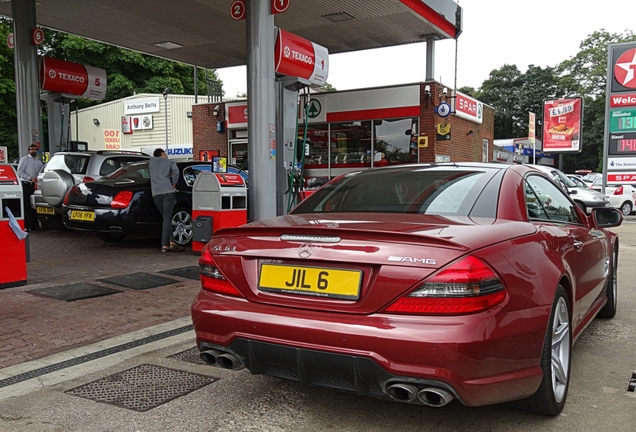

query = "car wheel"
172;207;193;246
96;232;127;242
574;201;586;214
518;286;571;416
598;246;618;319
620;201;632;216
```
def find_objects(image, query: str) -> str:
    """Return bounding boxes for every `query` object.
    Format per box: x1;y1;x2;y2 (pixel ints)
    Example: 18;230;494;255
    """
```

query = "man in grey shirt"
17;144;44;231
149;148;183;252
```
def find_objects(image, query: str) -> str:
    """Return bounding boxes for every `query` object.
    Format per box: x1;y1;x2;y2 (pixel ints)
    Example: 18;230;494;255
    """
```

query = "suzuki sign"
275;29;329;87
40;57;107;100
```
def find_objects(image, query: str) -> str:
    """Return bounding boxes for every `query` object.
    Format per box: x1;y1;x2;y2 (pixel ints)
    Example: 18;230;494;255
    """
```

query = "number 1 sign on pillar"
271;0;290;14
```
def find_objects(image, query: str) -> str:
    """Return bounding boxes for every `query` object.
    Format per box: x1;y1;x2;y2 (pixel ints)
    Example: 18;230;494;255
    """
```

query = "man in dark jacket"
149;148;183;252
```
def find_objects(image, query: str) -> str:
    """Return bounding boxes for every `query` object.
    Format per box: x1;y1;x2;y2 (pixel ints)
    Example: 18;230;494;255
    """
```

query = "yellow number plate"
69;210;95;222
258;264;361;300
36;206;55;215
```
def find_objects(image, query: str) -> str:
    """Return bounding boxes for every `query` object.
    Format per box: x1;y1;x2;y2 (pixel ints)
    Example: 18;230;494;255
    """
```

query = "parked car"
61;161;248;245
191;162;622;416
580;172;602;187
566;174;589;188
33;150;150;227
529;165;609;213
591;177;636;215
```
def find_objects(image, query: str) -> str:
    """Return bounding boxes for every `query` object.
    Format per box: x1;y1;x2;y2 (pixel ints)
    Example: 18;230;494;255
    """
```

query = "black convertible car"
61;160;248;245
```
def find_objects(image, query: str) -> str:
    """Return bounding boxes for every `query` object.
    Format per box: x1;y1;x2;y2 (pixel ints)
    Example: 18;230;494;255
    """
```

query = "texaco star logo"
284;46;291;58
48;69;57;79
615;48;636;89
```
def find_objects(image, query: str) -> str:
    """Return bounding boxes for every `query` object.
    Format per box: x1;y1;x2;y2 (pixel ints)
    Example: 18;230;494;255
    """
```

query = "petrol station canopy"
0;0;462;69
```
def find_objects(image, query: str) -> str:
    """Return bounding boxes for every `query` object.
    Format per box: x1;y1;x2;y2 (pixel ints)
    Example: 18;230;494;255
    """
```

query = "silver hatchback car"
529;165;609;213
32;150;150;225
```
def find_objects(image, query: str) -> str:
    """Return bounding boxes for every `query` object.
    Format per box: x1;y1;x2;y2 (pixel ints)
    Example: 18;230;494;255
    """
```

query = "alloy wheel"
551;297;571;403
172;209;193;246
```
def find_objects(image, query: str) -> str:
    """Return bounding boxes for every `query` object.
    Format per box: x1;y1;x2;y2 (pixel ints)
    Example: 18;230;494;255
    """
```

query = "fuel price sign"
610;108;636;132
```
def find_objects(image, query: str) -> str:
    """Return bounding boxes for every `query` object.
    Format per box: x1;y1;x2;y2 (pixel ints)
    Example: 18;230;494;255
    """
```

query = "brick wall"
418;83;494;163
192;103;227;161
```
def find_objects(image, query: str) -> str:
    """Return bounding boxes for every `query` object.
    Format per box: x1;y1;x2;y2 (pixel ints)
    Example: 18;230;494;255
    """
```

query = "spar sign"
275;29;329;87
40;57;107;100
453;91;483;124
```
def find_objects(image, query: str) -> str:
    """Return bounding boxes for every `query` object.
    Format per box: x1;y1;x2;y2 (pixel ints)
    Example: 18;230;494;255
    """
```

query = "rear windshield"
45;154;90;175
106;162;150;180
292;166;497;217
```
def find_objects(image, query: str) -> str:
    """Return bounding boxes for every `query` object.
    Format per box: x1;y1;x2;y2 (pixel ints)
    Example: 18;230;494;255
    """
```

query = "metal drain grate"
168;347;208;365
65;364;215;411
627;372;636;392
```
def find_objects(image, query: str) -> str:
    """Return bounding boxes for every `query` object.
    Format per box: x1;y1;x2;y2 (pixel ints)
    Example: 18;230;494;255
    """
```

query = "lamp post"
162;87;172;155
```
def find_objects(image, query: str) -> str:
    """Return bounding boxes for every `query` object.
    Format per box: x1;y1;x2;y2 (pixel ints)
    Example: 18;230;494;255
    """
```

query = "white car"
591;177;636;215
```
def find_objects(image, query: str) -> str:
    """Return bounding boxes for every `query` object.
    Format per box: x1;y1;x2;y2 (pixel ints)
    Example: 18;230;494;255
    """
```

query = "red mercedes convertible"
191;162;622;416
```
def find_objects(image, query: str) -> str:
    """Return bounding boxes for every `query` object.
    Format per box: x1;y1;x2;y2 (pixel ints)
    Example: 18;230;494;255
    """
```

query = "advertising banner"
40;57;107;100
103;129;121;150
0;146;7;163
275;29;329;87
542;97;583;153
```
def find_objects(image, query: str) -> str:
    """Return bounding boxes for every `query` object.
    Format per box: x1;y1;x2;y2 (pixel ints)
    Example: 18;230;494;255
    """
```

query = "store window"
330;121;372;167
373;117;419;166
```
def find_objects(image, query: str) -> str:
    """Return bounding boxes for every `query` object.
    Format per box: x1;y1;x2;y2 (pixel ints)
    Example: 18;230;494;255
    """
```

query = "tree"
478;64;523;139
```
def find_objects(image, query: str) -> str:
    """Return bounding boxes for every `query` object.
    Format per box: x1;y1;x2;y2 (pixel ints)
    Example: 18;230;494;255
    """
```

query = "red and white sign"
0;146;7;164
32;28;44;45
453;91;483;124
614;48;636;89
607;172;636;184
0;163;18;184
271;0;290;14
215;173;245;187
230;0;246;20
275;29;329;87
7;33;14;49
610;93;636;107
226;102;248;129
40;57;107;100
121;116;133;134
542;97;583;153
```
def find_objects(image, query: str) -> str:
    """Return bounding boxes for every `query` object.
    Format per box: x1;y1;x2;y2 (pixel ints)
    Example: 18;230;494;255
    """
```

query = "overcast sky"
217;0;636;98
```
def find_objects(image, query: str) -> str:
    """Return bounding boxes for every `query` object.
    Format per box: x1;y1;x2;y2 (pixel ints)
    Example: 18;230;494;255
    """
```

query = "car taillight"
63;188;73;206
83;176;95;183
199;245;243;297
111;191;133;209
614;186;623;195
383;255;506;315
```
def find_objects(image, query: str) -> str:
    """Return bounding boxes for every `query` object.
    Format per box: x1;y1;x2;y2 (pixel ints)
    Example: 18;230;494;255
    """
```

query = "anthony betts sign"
275;29;329;87
542;97;583;153
40;57;107;100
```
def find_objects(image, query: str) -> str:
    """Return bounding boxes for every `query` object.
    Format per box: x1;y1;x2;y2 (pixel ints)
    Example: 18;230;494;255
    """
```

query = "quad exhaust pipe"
387;383;454;407
199;349;243;370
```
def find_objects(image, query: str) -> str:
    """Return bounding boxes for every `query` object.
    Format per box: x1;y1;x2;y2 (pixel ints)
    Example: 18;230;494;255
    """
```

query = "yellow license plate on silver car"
258;264;361;300
69;210;95;222
36;206;55;215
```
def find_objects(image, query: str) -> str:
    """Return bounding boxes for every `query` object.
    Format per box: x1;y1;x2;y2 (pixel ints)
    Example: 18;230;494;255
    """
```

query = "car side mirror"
569;189;578;195
591;207;622;228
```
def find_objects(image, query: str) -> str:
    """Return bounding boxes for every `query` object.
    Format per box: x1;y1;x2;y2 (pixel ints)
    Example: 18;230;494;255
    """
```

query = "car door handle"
573;240;583;251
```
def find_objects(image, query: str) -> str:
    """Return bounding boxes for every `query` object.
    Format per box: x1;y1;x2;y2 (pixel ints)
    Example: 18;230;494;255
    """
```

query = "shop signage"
121;116;133;134
611;47;636;92
542;97;583;153
608;157;636;169
607;172;636;183
610;93;636;107
40;57;107;100
275;29;329;87
435;102;451;118
453;91;483;124
131;115;153;130
103;129;121;150
227;102;248;129
124;97;160;115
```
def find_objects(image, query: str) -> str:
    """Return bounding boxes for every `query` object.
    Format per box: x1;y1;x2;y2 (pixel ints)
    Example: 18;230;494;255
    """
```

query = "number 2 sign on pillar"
230;0;246;20
271;0;290;14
